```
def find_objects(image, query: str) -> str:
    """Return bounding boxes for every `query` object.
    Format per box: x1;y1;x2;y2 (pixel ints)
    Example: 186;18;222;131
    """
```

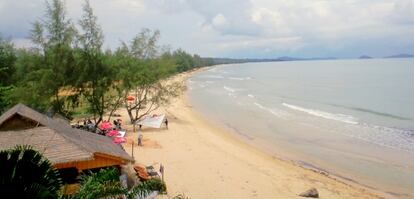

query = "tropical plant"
0;145;63;199
69;167;166;199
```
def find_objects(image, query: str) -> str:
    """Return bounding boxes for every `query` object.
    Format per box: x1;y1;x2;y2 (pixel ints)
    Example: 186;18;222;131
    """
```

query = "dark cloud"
0;0;44;38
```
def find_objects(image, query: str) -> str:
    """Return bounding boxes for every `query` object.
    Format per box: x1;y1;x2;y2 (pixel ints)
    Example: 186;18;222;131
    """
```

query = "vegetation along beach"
0;0;413;198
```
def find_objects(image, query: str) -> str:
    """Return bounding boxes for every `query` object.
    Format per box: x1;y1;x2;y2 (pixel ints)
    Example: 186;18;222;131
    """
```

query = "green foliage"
0;36;17;113
75;0;114;124
0;0;213;121
23;0;78;116
173;49;195;72
72;167;121;199
0;145;63;199
70;167;166;199
0;36;16;86
0;85;13;113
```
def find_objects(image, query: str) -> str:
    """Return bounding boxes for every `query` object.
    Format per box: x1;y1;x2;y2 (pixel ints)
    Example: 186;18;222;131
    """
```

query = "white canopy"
136;114;166;128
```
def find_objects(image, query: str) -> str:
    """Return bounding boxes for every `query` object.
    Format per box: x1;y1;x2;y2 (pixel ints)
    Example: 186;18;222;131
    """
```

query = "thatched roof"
0;104;134;164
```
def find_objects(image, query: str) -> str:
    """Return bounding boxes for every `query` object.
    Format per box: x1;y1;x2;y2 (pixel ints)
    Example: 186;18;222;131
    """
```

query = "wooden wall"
54;154;126;171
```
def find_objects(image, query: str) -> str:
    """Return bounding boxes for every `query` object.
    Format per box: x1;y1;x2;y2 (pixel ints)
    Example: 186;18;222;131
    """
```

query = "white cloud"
212;14;227;27
0;0;413;58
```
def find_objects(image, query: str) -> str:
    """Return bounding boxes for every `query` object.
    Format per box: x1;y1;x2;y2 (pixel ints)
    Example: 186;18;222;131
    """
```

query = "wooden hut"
0;103;134;173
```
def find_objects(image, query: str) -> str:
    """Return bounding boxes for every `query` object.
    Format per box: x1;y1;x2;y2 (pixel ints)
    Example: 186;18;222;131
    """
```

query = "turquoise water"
188;59;414;197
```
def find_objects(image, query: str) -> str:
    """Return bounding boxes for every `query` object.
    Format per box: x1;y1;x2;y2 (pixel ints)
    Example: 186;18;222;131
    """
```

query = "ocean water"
188;59;414;197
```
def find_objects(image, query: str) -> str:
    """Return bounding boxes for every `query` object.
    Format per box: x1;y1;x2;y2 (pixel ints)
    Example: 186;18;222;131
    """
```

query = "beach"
120;70;383;199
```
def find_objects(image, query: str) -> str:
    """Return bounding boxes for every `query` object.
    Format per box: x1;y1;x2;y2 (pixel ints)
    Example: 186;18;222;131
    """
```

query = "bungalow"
0;104;134;187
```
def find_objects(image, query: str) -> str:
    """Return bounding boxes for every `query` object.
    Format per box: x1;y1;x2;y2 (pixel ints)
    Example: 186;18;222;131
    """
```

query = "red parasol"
99;121;112;130
107;130;119;137
127;96;135;101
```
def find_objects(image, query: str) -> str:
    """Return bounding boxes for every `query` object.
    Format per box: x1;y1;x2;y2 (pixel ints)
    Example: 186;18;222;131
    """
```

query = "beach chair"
133;165;160;181
145;165;160;178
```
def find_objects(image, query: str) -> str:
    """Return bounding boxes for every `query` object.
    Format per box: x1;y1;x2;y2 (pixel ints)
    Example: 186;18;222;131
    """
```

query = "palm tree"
69;167;166;199
0;145;63;199
0;145;166;199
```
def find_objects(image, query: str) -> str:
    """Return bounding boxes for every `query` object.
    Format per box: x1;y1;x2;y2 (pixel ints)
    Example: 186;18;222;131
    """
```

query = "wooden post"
131;141;134;158
159;164;164;182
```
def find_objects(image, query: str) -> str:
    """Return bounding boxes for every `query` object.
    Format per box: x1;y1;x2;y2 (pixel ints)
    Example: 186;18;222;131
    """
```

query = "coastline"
121;68;385;199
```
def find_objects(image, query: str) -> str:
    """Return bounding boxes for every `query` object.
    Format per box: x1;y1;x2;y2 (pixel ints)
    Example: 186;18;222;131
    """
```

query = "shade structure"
136;114;166;128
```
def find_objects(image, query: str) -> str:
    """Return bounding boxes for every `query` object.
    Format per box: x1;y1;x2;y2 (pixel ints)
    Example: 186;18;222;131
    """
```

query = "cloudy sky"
1;0;413;58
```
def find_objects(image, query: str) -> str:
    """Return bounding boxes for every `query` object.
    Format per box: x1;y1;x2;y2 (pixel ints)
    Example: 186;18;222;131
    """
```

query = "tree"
115;30;183;124
172;49;195;72
10;49;53;112
76;0;114;125
128;28;160;60
0;145;62;199
0;36;16;113
123;59;182;124
29;0;77;117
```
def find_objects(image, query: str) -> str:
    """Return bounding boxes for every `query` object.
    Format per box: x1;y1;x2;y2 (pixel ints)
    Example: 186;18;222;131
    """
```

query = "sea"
187;58;414;198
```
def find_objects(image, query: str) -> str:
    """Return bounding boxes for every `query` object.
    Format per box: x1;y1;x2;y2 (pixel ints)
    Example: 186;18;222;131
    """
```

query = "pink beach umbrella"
107;130;119;137
100;121;112;130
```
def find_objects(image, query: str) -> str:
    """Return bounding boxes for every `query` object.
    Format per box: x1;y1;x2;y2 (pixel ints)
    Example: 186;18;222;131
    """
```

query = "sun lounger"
133;165;160;181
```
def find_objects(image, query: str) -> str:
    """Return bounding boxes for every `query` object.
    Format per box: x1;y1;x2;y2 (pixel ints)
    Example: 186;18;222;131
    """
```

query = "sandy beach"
120;70;383;199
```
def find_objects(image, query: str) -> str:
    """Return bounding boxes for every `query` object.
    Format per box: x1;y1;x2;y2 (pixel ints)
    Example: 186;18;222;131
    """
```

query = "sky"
0;0;413;58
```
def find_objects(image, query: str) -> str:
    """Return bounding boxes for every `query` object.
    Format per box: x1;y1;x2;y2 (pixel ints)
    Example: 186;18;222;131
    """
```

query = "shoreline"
187;91;396;198
185;68;397;198
121;68;386;199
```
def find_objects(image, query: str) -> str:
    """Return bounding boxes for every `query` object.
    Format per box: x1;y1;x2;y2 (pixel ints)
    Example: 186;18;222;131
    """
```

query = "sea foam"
223;86;237;93
204;75;224;79
253;102;290;118
282;103;359;125
229;76;252;81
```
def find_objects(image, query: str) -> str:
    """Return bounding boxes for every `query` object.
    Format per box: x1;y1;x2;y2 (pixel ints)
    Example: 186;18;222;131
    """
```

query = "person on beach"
117;119;122;129
138;133;143;146
164;118;168;129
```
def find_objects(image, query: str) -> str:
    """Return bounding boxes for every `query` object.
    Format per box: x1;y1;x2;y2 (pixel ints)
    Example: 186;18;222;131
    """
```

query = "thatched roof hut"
0;104;134;171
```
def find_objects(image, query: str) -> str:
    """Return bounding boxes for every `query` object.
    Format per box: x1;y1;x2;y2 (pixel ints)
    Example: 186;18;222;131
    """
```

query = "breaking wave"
223;86;237;93
204;75;224;79
282;103;359;125
228;76;252;81
253;102;290;118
